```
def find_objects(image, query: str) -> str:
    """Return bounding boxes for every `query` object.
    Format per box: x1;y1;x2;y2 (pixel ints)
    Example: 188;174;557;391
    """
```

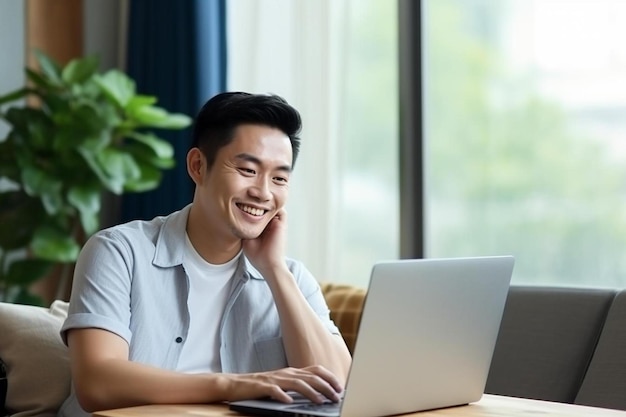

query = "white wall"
0;1;25;140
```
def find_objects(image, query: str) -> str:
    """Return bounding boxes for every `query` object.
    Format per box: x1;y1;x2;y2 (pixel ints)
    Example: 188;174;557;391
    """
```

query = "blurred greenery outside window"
424;0;626;287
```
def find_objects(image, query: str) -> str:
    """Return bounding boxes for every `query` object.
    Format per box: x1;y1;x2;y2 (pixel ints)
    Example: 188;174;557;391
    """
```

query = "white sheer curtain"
227;0;349;282
227;0;399;287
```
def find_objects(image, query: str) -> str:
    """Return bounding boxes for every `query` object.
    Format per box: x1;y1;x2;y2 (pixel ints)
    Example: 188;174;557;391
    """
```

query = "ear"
187;148;206;185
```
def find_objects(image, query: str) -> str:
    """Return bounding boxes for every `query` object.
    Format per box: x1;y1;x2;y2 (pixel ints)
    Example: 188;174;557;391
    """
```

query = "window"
423;0;626;287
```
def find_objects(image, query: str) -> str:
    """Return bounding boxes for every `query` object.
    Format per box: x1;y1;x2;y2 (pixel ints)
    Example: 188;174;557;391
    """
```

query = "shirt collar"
153;204;264;280
153;204;190;268
241;256;264;280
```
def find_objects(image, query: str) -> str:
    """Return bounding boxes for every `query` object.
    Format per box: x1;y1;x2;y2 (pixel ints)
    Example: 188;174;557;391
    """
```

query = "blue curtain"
121;0;227;222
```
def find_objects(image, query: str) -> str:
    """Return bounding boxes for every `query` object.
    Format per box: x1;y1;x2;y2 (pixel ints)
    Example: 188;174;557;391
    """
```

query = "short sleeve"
61;230;134;345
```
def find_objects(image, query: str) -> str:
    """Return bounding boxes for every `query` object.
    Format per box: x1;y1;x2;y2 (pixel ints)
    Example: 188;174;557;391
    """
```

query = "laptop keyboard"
287;402;342;413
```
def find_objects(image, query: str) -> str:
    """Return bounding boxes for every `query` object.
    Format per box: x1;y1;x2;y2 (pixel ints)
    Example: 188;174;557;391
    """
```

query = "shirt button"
175;337;183;343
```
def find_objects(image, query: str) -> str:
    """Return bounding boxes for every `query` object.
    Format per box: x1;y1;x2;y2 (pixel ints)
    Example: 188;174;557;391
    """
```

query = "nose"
248;177;271;201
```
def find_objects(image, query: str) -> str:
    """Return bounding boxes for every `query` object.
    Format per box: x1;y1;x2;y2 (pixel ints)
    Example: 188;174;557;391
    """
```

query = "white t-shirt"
177;233;240;373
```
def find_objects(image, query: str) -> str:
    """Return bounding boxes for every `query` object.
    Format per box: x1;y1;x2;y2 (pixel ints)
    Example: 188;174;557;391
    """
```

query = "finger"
279;370;341;403
278;378;329;404
303;377;342;403
265;385;294;403
302;365;344;394
277;207;287;216
273;208;287;222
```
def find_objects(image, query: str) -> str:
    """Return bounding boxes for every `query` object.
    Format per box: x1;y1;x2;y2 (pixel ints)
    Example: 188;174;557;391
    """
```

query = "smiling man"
58;92;352;417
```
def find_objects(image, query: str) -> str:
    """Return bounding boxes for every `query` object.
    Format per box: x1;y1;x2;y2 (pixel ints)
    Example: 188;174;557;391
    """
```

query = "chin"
233;226;265;241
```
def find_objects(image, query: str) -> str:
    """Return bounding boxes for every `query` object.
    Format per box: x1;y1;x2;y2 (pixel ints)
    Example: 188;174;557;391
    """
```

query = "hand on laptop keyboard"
225;365;343;405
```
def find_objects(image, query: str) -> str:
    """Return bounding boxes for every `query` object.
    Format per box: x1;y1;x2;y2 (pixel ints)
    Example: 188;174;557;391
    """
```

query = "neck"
186;205;242;264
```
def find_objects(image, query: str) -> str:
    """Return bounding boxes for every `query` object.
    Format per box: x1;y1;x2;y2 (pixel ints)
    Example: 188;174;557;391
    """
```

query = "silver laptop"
229;255;514;417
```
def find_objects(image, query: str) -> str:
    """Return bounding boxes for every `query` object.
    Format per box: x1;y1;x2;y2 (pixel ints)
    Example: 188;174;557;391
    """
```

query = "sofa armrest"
575;289;626;410
485;286;616;403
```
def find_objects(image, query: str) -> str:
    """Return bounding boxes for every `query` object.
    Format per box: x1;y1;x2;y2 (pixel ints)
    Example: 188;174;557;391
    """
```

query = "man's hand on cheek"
242;209;288;276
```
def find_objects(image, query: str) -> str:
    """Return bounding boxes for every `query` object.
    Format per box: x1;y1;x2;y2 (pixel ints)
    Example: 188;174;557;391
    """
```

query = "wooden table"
93;394;626;416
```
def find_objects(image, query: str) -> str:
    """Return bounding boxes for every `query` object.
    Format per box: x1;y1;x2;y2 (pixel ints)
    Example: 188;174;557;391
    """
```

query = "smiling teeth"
240;205;265;216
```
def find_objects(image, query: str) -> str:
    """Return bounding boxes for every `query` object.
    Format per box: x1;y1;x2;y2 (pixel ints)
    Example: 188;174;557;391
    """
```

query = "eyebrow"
234;153;292;173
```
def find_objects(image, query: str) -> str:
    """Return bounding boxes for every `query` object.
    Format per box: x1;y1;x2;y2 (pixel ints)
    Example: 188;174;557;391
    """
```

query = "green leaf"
21;166;63;214
126;95;157;111
67;185;100;213
76;147;123;194
0;191;43;250
0;141;21;182
94;70;136;108
5;258;54;285
67;185;101;235
125;142;176;170
79;131;112;153
39;91;70;114
52;103;108;151
4;107;53;151
21;165;56;195
128;132;174;159
40;191;64;217
79;210;99;237
97;148;141;185
149;113;192;129
86;99;122;130
33;50;62;85
124;163;162;192
25;68;54;89
127;104;169;123
0;87;30;106
31;225;80;262
127;103;192;129
61;55;99;84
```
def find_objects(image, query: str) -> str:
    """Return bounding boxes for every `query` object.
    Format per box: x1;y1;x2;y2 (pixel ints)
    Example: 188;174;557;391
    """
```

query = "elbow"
73;377;116;413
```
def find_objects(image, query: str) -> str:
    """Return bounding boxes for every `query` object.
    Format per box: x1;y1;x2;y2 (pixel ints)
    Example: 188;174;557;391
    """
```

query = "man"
58;92;352;416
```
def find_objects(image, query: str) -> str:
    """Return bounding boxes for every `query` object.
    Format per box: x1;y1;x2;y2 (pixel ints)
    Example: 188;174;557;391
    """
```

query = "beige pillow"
0;300;70;417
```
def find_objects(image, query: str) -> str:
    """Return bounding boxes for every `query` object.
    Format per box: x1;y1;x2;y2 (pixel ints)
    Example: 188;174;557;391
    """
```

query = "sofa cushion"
0;301;70;417
320;283;366;354
485;286;616;403
575;290;626;410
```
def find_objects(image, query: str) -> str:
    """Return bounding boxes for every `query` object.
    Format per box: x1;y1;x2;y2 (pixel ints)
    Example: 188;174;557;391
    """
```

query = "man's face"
195;124;293;242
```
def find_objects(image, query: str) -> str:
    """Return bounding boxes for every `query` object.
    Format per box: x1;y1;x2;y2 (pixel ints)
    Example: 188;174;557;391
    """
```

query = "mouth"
236;203;268;217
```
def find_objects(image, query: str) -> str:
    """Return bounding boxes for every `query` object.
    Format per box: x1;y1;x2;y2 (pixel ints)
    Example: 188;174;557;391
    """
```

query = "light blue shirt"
57;204;339;417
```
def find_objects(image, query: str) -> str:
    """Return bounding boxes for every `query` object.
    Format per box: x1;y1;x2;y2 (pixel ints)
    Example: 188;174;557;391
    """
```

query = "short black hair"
191;92;302;169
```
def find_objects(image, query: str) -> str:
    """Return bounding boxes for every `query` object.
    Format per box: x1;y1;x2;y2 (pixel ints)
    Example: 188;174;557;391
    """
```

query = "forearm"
67;328;237;412
264;268;352;383
72;359;231;412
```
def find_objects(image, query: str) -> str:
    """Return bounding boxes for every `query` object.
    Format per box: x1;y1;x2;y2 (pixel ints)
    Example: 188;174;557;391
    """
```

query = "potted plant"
0;50;192;305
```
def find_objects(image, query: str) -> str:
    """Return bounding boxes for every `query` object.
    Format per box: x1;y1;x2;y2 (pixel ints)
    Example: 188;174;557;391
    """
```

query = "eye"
273;176;289;184
238;167;256;175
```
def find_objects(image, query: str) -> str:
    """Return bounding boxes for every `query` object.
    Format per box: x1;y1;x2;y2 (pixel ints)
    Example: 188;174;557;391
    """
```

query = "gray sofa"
1;285;626;415
485;286;626;410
